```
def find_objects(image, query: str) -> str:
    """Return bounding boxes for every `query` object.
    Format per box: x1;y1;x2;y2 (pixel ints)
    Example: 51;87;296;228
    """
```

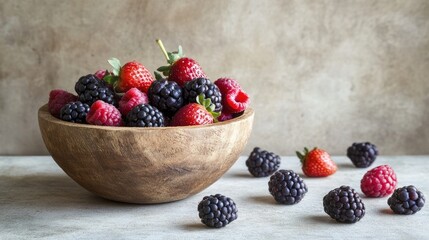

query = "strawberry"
171;94;220;126
296;147;337;177
104;58;154;94
155;39;207;87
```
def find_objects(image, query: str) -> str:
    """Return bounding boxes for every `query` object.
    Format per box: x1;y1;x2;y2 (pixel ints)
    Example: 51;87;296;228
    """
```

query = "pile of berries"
47;39;250;127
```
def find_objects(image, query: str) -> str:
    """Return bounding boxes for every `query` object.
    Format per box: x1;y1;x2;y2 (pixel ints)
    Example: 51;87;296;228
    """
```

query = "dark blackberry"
246;147;280;177
197;194;238;228
388;185;425;215
75;74;116;106
148;79;184;115
347;142;378;168
268;170;308;205
183;78;222;112
323;186;365;223
59;101;90;123
126;104;165;127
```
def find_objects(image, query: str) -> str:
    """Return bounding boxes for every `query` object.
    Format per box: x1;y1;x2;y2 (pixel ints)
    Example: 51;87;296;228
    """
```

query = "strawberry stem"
156;39;171;63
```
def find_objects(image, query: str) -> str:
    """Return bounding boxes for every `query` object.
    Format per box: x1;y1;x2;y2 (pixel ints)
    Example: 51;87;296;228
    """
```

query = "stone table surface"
0;156;428;240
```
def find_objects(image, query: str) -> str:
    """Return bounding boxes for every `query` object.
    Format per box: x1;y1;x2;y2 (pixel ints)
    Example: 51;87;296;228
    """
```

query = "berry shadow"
228;172;254;179
248;195;277;205
181;222;208;231
303;215;340;225
379;208;394;215
336;162;357;170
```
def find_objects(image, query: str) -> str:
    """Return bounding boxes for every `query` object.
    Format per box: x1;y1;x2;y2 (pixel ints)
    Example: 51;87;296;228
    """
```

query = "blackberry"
183;78;222;112
323;186;365;223
268;170;308;205
59;101;90;123
388;185;425;215
126;104;165;127
197;194;238;228
148;79;184;115
347;142;378;168
75;74;116;106
246;147;280;177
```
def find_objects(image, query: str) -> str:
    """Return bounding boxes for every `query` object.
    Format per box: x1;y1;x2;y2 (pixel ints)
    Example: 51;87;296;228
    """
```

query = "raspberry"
118;88;149;116
197;194;238;228
48;89;78;118
323;186;365;223
268;170;308;204
215;78;250;114
60;101;90;123
86;100;122;126
246;147;280;177
360;165;397;197
94;69;109;80
388;185;425;215
218;112;233;122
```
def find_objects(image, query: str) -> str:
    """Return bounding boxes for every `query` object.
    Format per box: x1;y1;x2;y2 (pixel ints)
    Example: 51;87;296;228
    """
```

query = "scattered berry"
215;78;250;113
104;58;154;93
59;101;90;123
75;74;116;106
246;147;280;177
126;104;165;127
347;142;378;168
296;147;337;177
183;78;222;112
323;186;365;223
148;79;184;115
155;39;207;87
197;194;238;228
388;185;425;215
86;100;122;126
268;170;308;205
118;88;149;116
361;165;397;198
48;89;78;118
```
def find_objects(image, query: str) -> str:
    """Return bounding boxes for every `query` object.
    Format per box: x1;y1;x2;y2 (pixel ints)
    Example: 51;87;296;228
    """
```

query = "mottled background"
1;0;428;155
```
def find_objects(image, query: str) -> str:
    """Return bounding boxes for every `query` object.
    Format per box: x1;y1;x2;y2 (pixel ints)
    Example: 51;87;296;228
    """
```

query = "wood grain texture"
38;105;254;204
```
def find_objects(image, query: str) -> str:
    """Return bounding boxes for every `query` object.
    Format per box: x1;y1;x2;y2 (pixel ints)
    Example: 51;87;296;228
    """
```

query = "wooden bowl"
38;105;254;204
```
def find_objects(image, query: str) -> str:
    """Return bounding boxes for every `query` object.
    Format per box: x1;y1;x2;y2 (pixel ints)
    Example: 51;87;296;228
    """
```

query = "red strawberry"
104;58;154;93
215;78;250;114
118;88;149;116
296;147;337;177
155;39;206;87
171;94;220;126
48;89;78;118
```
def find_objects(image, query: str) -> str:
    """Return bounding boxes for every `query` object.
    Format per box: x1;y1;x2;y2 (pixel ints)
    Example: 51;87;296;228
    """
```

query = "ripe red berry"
296;147;337;177
48;89;78;118
361;165;397;197
118;88;149;116
214;78;250;113
171;103;213;126
86;100;122;126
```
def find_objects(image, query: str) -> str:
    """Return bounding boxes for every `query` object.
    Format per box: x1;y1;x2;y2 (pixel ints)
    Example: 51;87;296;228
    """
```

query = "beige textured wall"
1;0;428;155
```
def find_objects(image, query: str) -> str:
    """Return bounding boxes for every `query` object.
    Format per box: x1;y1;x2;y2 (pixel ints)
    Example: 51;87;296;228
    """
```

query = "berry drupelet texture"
75;74;116;106
360;165;397;198
48;89;78;118
268;170;308;205
126;104;165;127
59;101;90;123
86;100;122;126
323;186;365;223
183;78;222;112
148;79;184;115
197;194;238;228
388;185;425;215
246;147;280;177
347;142;378;168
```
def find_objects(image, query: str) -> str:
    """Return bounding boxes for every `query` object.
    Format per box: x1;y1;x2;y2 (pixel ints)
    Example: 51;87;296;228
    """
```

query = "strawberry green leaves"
196;94;220;121
104;58;121;85
155;39;184;78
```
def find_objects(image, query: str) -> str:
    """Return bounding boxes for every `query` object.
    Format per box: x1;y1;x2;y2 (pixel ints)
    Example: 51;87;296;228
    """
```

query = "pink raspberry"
48;89;78;118
94;69;109;80
214;78;250;113
118;88;149;116
218;112;233;122
86;100;122;126
361;165;397;197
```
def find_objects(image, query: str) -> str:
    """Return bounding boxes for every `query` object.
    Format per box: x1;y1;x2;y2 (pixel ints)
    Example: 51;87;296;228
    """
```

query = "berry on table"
75;74;116;106
86;100;122;126
197;194;238;228
118;88;149;116
148;79;184;115
296;147;337;177
388;185;425;215
126;104;165;127
48;89;78;118
246;147;280;177
347;142;378;168
59;101;90;123
360;165;397;197
323;186;365;223
183;78;222;112
268;170;308;205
